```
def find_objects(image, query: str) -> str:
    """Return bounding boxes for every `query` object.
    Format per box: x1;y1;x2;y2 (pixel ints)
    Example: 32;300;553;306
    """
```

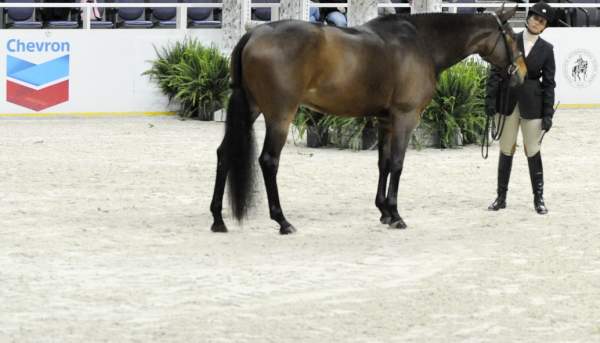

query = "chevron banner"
6;54;70;111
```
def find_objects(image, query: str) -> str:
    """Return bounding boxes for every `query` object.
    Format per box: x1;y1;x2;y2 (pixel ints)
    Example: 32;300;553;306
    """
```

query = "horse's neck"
413;14;492;74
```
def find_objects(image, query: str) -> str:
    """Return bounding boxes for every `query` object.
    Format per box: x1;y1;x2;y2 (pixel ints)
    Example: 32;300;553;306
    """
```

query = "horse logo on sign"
563;49;597;88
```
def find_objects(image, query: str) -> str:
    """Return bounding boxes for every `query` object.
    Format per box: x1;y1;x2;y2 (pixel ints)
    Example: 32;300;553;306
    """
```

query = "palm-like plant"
421;59;488;148
145;39;230;120
144;40;189;102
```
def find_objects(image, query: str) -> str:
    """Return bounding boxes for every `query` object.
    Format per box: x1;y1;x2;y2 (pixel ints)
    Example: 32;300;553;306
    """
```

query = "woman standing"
486;1;556;214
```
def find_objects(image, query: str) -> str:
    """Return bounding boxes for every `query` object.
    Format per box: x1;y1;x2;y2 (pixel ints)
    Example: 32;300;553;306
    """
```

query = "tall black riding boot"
528;151;548;214
488;152;513;211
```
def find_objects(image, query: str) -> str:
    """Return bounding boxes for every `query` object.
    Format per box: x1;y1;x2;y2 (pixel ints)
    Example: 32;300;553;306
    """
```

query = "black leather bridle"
490;12;522;77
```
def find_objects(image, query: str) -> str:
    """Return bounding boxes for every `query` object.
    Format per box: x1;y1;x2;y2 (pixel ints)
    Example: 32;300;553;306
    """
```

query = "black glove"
542;116;553;132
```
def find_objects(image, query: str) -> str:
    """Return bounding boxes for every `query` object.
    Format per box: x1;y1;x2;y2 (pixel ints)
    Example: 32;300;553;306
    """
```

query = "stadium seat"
187;0;220;28
3;0;43;28
452;0;477;14
46;19;79;28
568;0;599;27
42;0;79;28
86;0;114;29
90;19;114;28
115;0;152;28
391;0;409;14
149;0;176;28
252;0;279;21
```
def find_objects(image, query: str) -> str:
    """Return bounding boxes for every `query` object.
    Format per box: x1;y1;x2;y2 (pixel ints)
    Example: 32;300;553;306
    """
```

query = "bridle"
481;12;523;159
490;12;522;77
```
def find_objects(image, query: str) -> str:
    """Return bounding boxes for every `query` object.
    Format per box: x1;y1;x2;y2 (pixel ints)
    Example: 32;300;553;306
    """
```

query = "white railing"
377;3;411;9
0;2;223;29
1;1;599;30
442;2;600;9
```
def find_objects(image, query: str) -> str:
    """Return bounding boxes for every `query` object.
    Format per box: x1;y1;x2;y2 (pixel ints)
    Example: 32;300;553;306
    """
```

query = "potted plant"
324;116;378;150
145;39;230;120
142;40;188;107
293;107;328;148
417;58;487;148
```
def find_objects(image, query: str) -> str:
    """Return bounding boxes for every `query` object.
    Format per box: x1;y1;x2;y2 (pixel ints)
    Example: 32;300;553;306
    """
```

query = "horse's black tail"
225;32;256;221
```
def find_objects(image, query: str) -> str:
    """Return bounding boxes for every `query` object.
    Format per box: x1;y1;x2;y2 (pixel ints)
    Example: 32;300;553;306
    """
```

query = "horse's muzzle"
508;68;524;87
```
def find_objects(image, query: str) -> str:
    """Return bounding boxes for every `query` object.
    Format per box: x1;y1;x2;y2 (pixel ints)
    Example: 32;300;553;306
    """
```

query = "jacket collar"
518;31;542;61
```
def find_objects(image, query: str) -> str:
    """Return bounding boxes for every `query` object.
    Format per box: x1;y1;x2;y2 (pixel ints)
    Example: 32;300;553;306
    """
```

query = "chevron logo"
6;54;70;111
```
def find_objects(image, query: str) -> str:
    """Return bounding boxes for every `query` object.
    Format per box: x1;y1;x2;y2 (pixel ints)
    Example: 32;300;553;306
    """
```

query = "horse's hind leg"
376;122;393;224
259;112;297;235
210;142;230;232
210;110;260;233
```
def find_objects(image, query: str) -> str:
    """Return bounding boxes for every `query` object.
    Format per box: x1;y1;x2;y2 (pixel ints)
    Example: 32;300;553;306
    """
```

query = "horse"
210;7;527;234
571;56;587;82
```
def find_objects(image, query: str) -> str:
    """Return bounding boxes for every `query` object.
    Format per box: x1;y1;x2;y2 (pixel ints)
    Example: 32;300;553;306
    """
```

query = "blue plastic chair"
115;0;153;28
187;0;220;28
149;0;177;28
252;0;279;21
4;0;43;28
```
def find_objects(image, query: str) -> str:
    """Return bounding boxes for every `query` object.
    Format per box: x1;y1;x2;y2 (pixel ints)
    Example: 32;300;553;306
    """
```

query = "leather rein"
481;13;522;159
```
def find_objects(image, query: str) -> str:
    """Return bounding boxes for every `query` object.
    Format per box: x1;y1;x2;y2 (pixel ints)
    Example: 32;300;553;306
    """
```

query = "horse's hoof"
211;222;228;233
389;218;407;229
280;225;297;235
380;216;392;225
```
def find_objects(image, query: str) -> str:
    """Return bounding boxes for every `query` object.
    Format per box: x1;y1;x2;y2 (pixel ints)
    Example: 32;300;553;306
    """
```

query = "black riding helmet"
528;1;554;23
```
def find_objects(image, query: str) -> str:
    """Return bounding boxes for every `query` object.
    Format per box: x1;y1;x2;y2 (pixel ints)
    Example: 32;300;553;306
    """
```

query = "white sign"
543;28;600;106
0;29;224;115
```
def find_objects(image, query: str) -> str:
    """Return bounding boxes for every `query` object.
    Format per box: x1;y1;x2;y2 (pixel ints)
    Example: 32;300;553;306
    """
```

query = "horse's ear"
496;3;518;23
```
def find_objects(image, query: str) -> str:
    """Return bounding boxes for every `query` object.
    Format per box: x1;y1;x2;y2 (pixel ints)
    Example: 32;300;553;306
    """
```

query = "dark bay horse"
210;7;527;234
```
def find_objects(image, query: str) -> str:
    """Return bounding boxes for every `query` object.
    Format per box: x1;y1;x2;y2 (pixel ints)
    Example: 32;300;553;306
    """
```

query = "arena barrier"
0;29;223;116
543;28;600;108
0;2;598;116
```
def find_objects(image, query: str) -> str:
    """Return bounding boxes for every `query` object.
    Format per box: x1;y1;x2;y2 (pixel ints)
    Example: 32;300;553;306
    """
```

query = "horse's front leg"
386;111;418;229
375;123;393;225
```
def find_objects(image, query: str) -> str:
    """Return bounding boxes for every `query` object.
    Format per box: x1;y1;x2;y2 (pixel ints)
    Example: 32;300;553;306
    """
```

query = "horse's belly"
302;87;386;117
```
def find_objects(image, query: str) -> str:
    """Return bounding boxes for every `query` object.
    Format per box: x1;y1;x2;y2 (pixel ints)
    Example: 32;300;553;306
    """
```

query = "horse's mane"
368;12;495;40
378;12;493;25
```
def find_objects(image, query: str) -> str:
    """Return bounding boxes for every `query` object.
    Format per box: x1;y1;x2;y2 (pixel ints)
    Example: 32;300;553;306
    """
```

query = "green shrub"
144;39;230;119
420;59;488;148
292;107;377;150
320;116;376;150
293;107;322;140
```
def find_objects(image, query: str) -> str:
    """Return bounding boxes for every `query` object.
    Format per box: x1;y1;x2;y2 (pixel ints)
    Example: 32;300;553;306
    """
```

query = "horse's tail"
225;32;256;222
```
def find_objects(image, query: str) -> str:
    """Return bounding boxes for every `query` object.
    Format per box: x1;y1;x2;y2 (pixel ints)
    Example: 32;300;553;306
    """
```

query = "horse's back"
242;20;392;115
241;19;435;117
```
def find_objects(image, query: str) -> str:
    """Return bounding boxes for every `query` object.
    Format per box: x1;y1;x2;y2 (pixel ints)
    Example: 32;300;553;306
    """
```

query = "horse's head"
480;6;527;87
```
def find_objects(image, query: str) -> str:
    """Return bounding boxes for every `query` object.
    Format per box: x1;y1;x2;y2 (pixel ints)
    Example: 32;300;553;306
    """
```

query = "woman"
486;1;556;215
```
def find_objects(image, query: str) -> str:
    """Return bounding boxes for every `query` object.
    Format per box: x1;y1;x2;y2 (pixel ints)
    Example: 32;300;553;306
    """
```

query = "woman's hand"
542;116;553;132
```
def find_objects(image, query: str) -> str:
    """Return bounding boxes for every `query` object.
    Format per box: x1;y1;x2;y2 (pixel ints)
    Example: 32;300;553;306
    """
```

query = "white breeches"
497;105;543;158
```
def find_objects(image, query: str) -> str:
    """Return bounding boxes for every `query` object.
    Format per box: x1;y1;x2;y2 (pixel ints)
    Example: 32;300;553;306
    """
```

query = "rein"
481;13;520;159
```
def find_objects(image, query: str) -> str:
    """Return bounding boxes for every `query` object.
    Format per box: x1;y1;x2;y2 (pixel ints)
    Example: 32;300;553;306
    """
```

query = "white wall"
543;28;600;107
0;27;598;116
0;29;223;115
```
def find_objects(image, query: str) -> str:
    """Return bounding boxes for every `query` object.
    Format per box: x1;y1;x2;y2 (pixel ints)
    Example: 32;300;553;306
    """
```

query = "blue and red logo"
6;39;70;111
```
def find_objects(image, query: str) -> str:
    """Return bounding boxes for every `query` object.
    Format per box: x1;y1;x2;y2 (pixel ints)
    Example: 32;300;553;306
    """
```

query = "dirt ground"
1;110;599;342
